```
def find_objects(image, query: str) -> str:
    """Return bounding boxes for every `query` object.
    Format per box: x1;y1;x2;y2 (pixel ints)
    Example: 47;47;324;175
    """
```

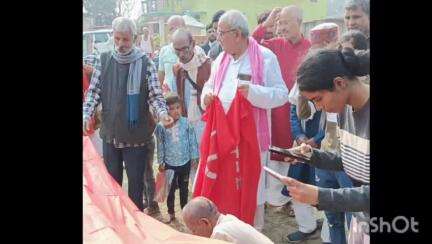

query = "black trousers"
166;161;191;215
103;141;150;211
143;138;158;209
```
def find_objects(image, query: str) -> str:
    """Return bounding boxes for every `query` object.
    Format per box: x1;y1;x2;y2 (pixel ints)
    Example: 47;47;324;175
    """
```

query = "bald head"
167;15;186;34
172;28;195;63
172;28;193;44
280;5;303;25
183;196;219;223
182;197;220;237
277;5;303;43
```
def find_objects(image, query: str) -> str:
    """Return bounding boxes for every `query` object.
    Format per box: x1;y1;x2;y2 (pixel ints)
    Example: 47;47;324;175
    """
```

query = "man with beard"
172;29;212;186
83;17;174;211
344;0;370;46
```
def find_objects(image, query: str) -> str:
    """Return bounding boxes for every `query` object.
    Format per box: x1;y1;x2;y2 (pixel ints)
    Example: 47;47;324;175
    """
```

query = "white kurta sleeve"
200;54;220;110
211;230;235;243
246;50;289;109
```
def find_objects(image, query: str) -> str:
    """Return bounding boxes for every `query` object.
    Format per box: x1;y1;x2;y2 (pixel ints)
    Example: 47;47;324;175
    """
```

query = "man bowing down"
194;10;288;231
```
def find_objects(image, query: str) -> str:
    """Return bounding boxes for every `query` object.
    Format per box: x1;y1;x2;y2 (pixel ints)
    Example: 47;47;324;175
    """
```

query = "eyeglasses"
217;29;237;37
174;45;192;53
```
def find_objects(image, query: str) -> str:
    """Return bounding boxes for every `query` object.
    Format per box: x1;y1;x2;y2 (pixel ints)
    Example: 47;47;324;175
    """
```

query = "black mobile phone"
269;145;310;162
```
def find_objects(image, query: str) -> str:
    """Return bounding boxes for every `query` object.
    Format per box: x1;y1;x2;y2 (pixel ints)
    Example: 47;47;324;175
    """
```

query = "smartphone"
269;145;309;162
263;166;285;181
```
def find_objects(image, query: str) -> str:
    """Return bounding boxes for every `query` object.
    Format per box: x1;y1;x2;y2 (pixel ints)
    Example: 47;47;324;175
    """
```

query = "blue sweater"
290;104;325;144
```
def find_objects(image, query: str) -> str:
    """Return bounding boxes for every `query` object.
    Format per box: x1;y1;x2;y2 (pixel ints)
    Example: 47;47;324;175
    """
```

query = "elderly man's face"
183;217;214;238
217;21;240;54
277;11;302;42
114;31;134;54
173;37;194;64
344;8;370;36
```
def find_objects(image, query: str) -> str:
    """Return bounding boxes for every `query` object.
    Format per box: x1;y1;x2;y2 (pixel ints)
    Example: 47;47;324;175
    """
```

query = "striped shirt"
338;98;370;184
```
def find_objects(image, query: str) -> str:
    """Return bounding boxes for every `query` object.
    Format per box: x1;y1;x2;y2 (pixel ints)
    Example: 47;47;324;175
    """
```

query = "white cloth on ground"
211;214;274;244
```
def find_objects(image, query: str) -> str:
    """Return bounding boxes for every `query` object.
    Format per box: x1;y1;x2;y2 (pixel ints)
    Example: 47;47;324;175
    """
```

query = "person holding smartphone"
281;47;370;244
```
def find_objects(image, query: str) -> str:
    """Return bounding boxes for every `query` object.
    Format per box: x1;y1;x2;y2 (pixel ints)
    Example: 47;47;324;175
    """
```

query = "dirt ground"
122;164;324;244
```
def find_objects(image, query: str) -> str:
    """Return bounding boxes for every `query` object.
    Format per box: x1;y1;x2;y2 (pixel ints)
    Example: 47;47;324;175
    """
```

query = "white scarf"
180;46;208;85
179;46;208;122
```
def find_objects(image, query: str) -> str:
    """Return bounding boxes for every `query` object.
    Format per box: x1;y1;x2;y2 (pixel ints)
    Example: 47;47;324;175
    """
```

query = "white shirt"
139;35;152;54
201;45;289;114
209;40;217;49
200;44;288;205
211;214;274;244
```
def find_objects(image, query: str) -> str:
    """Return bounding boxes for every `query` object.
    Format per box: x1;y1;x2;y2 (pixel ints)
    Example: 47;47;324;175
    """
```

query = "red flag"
83;137;229;244
194;92;261;225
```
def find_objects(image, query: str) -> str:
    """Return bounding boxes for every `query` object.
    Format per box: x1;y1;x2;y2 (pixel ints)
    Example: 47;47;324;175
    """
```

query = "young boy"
155;92;199;223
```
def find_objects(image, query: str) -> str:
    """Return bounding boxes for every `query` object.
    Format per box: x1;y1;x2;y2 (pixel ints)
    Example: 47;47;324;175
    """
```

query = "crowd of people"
82;0;370;243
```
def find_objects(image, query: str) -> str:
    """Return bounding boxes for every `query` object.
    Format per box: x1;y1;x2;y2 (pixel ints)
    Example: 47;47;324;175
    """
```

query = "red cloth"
83;137;229;244
253;24;311;161
193;92;261;225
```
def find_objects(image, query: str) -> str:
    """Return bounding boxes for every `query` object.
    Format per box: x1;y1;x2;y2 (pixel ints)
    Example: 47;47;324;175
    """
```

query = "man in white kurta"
183;196;274;244
200;10;289;231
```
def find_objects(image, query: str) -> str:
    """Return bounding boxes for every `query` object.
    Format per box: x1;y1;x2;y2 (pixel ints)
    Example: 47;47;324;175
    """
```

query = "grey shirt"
308;98;370;219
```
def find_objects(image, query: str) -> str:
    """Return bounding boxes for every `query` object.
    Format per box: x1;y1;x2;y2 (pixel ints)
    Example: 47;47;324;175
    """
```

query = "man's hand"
237;84;249;98
296;136;308;146
83;64;94;76
305;138;319;149
263;7;282;30
83;117;92;136
160;114;174;128
283;143;312;163
280;176;319;205
158;163;165;173
203;93;215;107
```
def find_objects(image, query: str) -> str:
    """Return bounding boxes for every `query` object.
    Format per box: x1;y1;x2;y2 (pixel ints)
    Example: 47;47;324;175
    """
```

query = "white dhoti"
265;159;291;206
188;93;205;190
292;200;317;233
253;151;268;231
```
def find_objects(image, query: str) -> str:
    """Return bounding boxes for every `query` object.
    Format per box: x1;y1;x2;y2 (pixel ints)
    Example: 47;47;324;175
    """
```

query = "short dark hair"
206;23;213;31
341;30;368;50
345;0;370;16
297;48;369;92
212;10;226;24
257;10;271;25
164;92;181;106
